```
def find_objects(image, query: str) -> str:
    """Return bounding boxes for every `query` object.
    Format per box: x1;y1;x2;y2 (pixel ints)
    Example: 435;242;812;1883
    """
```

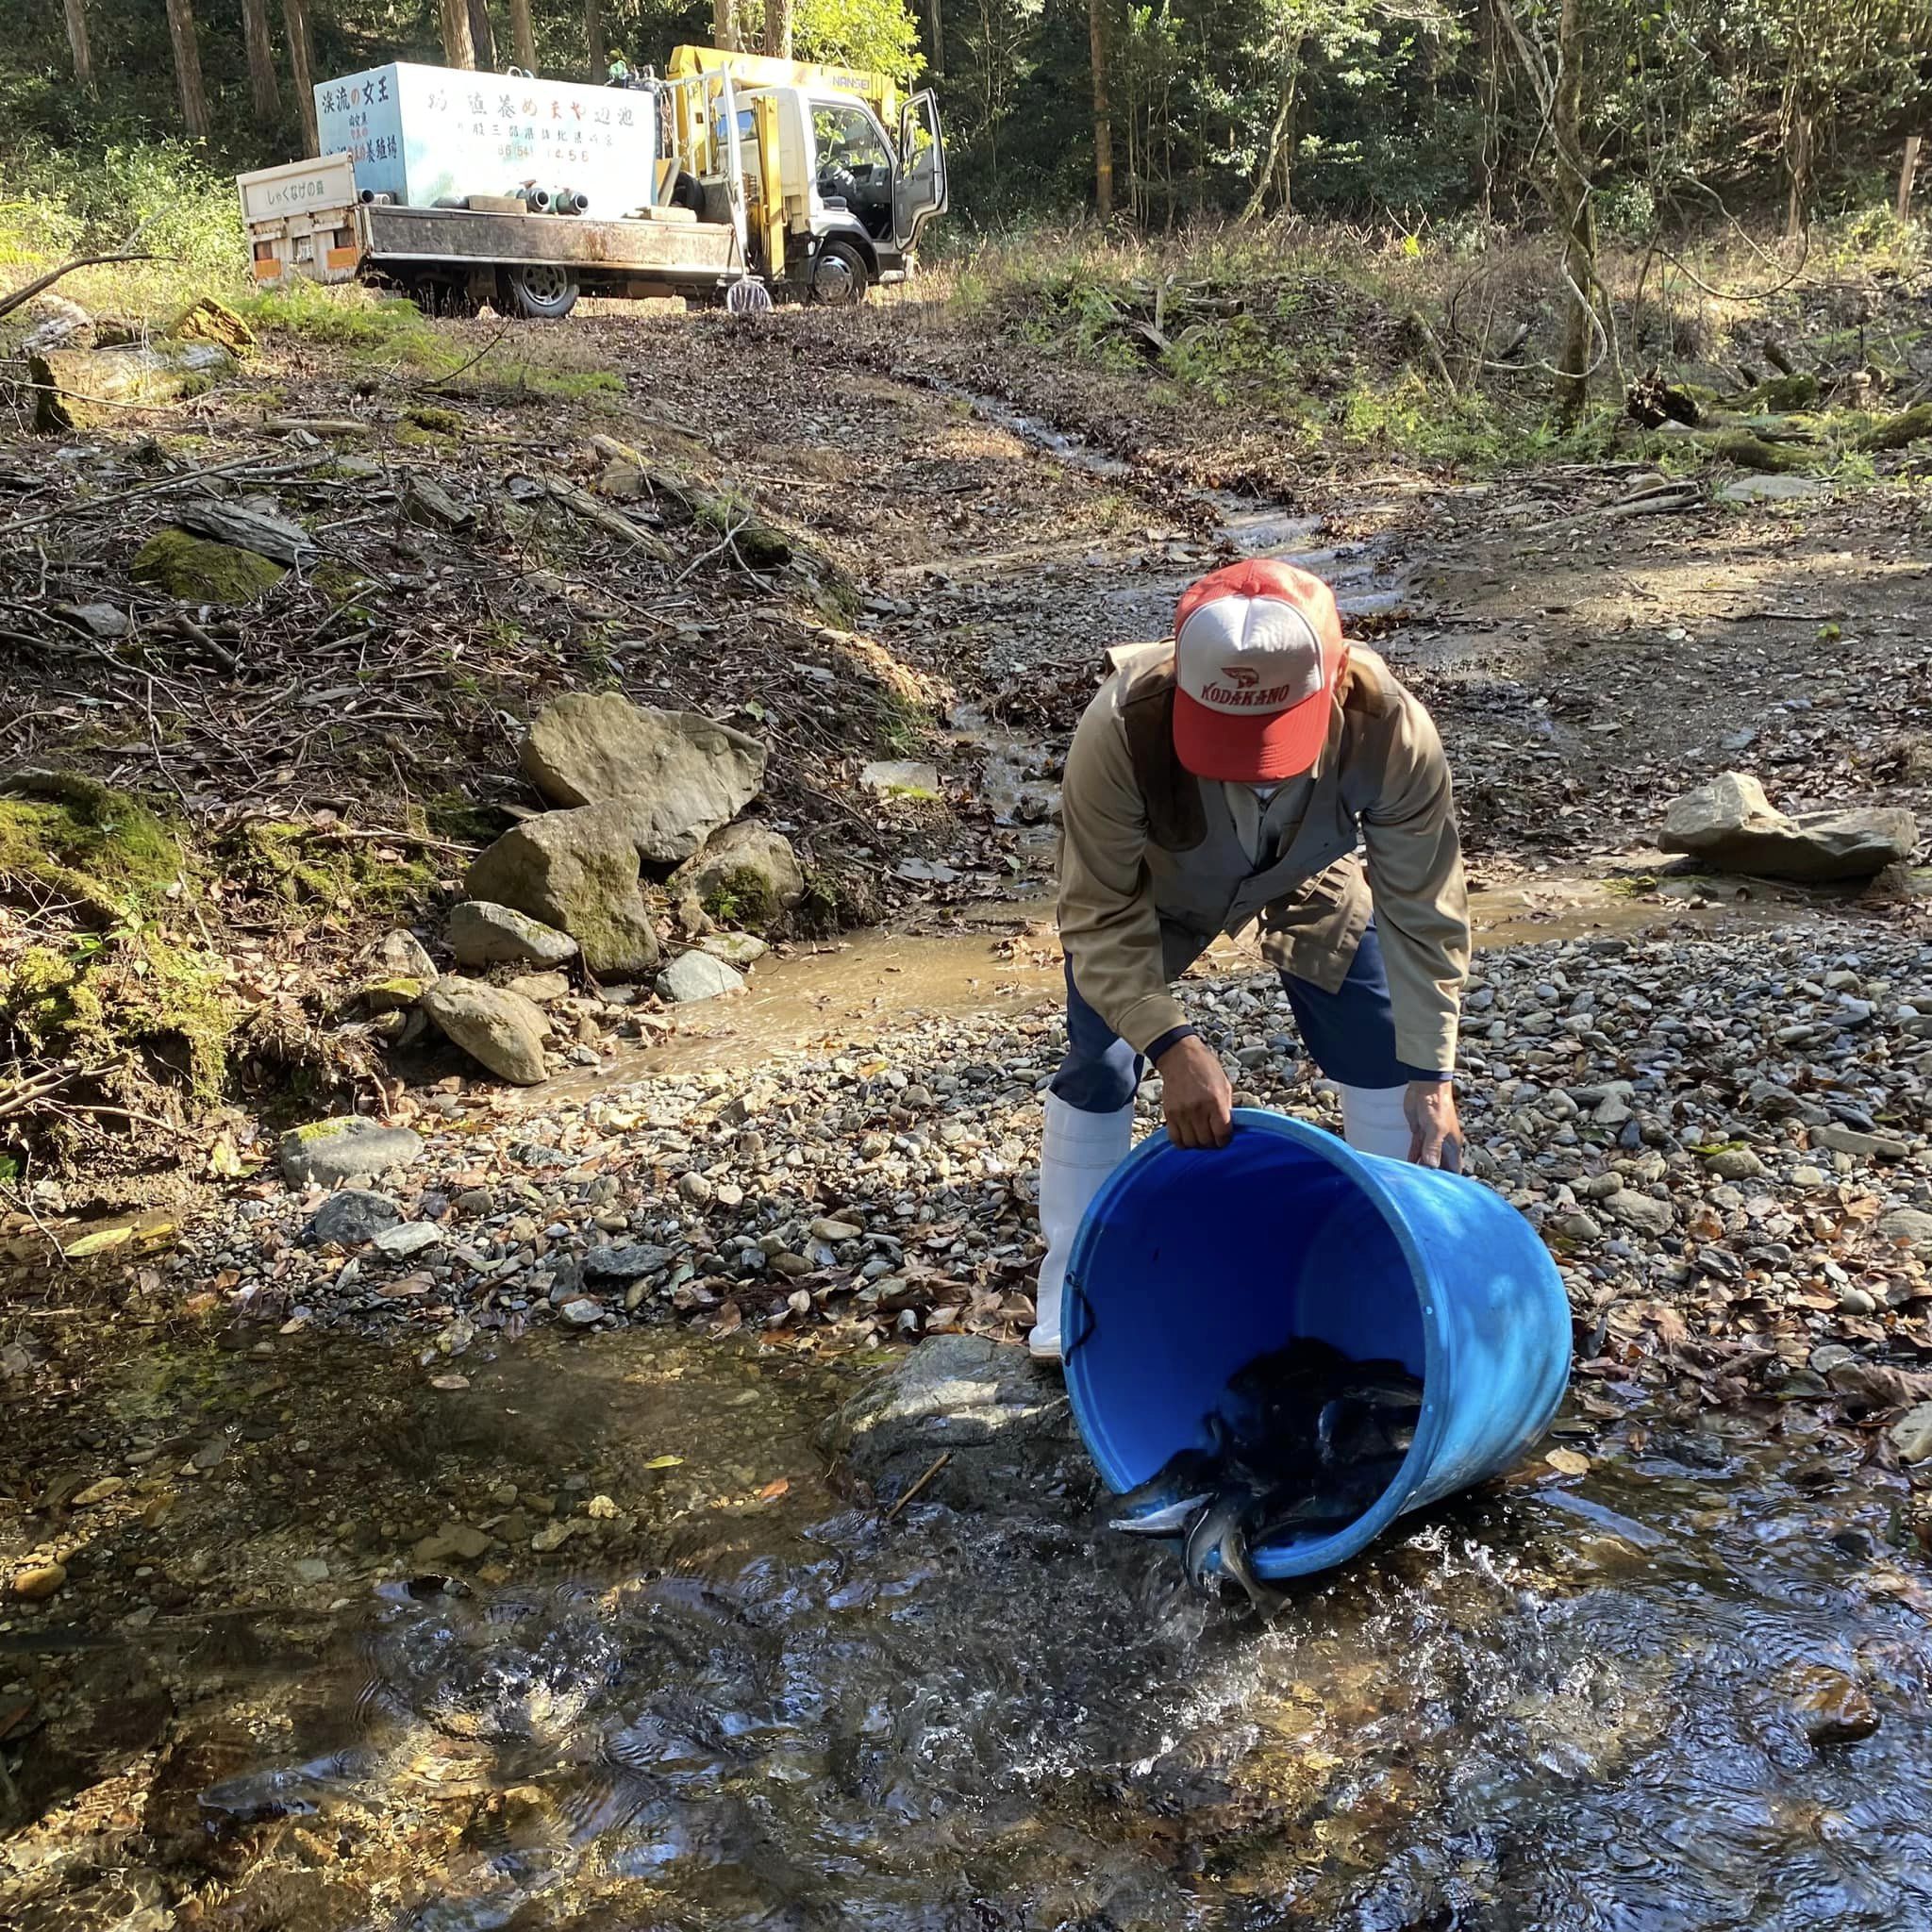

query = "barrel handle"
1062;1277;1096;1361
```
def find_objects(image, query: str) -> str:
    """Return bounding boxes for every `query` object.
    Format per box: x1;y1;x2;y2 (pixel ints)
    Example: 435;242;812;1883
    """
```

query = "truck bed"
360;203;741;284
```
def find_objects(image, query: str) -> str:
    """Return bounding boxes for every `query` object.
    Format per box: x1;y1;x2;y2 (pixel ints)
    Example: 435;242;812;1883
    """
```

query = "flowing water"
96;1326;1932;1932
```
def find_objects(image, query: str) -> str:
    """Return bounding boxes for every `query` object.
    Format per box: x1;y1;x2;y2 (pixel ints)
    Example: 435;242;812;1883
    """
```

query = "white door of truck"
891;92;947;253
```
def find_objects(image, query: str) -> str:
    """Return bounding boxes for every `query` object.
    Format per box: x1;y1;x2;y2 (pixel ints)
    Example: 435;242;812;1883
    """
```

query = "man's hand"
1405;1080;1464;1172
1156;1035;1233;1150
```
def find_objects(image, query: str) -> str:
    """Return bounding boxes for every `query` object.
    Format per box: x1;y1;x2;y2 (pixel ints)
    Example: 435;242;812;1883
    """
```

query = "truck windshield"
811;103;892;175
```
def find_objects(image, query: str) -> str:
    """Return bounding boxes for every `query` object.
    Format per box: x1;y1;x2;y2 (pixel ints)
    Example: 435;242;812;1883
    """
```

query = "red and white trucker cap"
1172;558;1347;782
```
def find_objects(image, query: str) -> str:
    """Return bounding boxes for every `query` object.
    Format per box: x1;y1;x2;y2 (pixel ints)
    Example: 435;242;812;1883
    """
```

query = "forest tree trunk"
1900;134;1923;221
242;0;280;119
763;0;794;59
925;0;943;77
468;0;496;70
284;0;318;150
1239;48;1301;223
62;0;93;93
1552;0;1594;420
508;0;537;69
712;0;741;52
1088;0;1113;219
164;0;210;140
438;0;477;68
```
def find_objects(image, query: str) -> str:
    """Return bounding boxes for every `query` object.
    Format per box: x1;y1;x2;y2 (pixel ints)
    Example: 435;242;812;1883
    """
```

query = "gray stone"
421;978;551;1086
447;899;579;968
520;692;766;863
375;928;438;979
1812;1123;1908;1161
373;1222;442;1257
558;1296;606;1326
1878;1208;1932;1244
506;971;572;1004
1720;475;1826;504
698;932;769;966
466;806;661;978
292;1557;331;1584
656;951;745;1003
817;1335;1092;1511
1890;1402;1932;1463
860;759;941;797
1658;772;1918;882
1704;1147;1767;1181
413;1522;491;1565
279;1116;424;1187
309;1189;401;1246
1602;1190;1674;1236
671;820;806;930
1551;1210;1604;1241
582;1242;675;1282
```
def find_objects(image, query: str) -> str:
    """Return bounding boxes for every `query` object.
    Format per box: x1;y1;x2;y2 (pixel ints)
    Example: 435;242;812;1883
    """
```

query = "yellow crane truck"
236;46;947;317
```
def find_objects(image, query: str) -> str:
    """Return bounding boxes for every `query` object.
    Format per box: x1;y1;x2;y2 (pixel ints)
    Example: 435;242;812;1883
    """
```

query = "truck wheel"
500;264;580;320
808;239;870;307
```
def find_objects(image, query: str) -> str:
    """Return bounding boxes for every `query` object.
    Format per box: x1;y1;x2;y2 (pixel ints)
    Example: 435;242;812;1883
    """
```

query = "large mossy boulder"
671;821;805;933
519;692;766;864
131;528;285;605
465;805;661;978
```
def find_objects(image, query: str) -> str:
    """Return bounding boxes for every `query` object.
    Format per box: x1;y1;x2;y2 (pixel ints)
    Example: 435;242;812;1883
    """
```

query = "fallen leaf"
1545;1447;1591;1476
758;1478;790;1502
642;1454;684;1470
429;1374;470;1391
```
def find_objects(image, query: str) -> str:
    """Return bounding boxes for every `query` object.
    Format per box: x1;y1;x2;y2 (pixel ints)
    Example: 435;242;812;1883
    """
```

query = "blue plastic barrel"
1060;1107;1572;1580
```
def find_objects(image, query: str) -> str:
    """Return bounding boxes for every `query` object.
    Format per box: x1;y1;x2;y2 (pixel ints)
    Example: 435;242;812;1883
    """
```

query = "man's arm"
1058;694;1232;1148
1358;691;1471;1166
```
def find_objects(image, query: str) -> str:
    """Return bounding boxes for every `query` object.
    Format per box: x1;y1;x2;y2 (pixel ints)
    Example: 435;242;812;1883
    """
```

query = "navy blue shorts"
1050;923;1442;1113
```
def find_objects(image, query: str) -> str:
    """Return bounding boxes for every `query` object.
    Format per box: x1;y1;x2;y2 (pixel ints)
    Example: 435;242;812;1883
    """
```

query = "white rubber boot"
1339;1083;1413;1160
1028;1094;1134;1362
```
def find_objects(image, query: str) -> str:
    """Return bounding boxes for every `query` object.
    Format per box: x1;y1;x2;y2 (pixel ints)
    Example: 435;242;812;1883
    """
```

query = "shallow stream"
83;1327;1932;1930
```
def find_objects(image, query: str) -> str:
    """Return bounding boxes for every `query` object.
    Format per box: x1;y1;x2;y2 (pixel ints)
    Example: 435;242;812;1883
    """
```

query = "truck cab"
667;46;947;304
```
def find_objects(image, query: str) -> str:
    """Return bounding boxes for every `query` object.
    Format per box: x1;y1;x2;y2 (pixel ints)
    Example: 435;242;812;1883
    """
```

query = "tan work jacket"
1056;641;1469;1073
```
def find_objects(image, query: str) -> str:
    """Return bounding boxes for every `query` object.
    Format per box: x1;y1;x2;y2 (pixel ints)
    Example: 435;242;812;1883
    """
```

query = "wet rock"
421;978;550;1086
413;1523;491;1566
279;1116;424;1187
520;692;766;863
292;1557;331;1584
1658;772;1918;882
447;899;579;968
671;819;805;930
818;1335;1091;1511
657;951;745;1003
10;1561;66;1600
1888;1402;1932;1463
698;931;769;966
467;805;661;977
309;1189;402;1246
1790;1666;1881;1747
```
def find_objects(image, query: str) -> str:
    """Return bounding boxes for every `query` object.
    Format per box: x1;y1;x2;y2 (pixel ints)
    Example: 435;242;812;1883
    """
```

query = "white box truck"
237;48;947;318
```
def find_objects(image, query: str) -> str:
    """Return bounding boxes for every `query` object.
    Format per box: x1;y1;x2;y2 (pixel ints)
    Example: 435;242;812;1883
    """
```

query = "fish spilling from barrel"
1109;1337;1425;1617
